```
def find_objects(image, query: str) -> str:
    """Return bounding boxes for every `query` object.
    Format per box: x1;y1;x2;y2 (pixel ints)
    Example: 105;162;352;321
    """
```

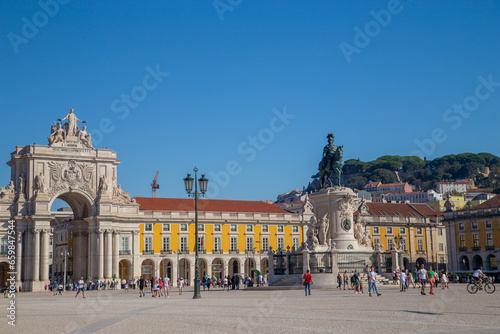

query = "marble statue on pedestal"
58;108;85;136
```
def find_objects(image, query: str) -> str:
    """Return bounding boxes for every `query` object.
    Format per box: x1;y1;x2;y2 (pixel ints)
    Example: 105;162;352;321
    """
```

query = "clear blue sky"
1;0;499;203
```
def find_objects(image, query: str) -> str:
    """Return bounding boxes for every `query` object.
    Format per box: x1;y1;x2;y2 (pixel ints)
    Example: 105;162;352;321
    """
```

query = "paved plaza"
1;284;499;334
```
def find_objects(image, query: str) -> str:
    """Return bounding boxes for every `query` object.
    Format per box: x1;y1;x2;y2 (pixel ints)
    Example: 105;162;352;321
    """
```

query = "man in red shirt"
303;269;312;296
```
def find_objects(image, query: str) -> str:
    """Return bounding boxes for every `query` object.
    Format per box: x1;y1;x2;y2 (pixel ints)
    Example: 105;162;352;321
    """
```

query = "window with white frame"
439;243;444;251
180;237;188;252
262;237;269;252
438;228;443;236
459;235;466;248
400;228;406;234
49;251;52;259
386;227;393;234
292;237;300;250
0;238;7;254
180;224;188;232
458;223;465;231
144;237;153;252
214;237;221;251
262;225;269;232
400;238;407;251
197;236;204;251
487;233;493;247
145;224;152;232
214;224;221;232
373;237;380;250
417;238;423;251
277;226;284;233
121;237;129;251
230;237;238;251
471;221;478;230
246;225;253;232
198;224;204;232
486;220;492;228
230;225;237;232
387;238;394;250
373;227;379;234
163;224;170;232
416;228;422;234
246;237;253;252
277;237;284;250
292;226;299;233
473;234;479;248
162;237;170;252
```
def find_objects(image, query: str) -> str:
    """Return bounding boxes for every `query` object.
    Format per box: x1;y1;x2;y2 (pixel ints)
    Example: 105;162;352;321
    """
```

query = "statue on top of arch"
48;109;92;148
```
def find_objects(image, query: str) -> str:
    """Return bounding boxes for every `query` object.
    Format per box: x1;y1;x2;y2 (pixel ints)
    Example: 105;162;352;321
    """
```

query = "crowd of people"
45;278;119;295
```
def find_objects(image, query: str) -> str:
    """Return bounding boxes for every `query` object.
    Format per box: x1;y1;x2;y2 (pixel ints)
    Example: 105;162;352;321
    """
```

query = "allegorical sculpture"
318;133;343;188
48;109;92;147
305;213;329;250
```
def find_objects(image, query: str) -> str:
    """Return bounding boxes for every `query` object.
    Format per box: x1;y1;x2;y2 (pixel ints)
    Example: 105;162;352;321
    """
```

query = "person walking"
353;270;360;294
336;273;342;289
368;266;381;297
399;270;407;292
418;264;428;295
303;269;312;296
428;266;436;295
413;268;420;288
163;275;170;298
75;277;85;298
202;276;207;291
343;270;349;290
179;277;184;295
138;276;145;297
223;276;229;292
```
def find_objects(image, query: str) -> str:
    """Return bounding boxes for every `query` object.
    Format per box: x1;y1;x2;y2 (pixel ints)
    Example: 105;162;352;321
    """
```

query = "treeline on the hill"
342;153;500;194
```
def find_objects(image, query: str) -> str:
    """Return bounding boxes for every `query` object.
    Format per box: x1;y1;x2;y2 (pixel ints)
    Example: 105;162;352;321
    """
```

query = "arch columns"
104;229;113;279
39;228;50;282
31;229;40;282
112;231;120;279
15;230;23;288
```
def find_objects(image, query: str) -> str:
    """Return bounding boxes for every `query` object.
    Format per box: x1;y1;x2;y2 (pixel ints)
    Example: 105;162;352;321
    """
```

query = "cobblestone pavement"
1;284;499;334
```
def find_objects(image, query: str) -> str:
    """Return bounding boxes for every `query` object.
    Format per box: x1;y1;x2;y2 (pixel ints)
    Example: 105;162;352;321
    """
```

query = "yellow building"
356;201;446;271
444;195;500;279
122;197;304;283
427;195;484;212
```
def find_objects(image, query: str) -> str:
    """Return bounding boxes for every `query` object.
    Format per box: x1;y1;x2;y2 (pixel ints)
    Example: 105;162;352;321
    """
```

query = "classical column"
39;229;50;282
32;229;41;282
104;230;112;279
132;230;141;279
15;231;23;287
112;231;120;279
97;229;104;280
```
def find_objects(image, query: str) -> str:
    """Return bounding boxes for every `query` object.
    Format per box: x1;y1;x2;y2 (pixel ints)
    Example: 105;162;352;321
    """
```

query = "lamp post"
61;249;69;291
183;167;208;299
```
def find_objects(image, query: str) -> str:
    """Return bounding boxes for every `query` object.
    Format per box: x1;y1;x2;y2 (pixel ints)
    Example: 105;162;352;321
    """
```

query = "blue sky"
1;0;500;204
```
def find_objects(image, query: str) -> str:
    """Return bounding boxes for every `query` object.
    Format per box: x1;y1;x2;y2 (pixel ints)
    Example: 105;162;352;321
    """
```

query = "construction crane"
151;170;160;197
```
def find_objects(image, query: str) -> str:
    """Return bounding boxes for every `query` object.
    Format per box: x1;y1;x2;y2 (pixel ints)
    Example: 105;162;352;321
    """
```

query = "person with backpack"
303;269;312;296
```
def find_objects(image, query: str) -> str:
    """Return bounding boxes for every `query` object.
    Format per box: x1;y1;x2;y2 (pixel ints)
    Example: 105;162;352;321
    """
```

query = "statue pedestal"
310;187;360;251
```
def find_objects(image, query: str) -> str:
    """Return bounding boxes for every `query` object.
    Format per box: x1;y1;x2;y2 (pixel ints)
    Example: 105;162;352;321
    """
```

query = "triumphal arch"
0;109;141;291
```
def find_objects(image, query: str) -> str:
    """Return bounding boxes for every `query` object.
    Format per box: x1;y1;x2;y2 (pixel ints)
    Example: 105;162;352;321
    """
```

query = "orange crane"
151;170;160;197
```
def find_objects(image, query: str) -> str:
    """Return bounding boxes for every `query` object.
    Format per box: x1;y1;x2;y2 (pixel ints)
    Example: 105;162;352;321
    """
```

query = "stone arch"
0;261;9;287
199;258;208;278
229;258;240;276
244;258;256;278
141;259;155;280
211;258;224;282
159;258;173;279
459;255;470;271
472;255;483;270
416;257;426;269
179;258;190;282
119;259;132;281
49;190;94;219
261;258;269;277
486;254;498;271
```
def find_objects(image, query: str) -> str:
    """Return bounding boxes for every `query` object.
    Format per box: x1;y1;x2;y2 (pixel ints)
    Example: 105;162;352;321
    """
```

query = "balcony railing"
119;250;131;255
212;250;223;254
229;249;239;254
459;246;467;251
486;245;495;250
0;251;8;256
472;246;481;251
197;249;206;254
416;250;425;254
161;250;172;254
178;250;189;254
143;250;154;255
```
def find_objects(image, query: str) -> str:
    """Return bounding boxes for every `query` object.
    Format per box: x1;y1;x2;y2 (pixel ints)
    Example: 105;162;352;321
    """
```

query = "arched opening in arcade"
141;259;155;280
159;259;173;279
415;257;426;269
179;258;190;283
403;258;410;271
119;260;131;281
472;255;483;270
211;258;224;282
198;258;208;279
244;258;256;279
486;254;498;271
0;261;9;286
459;255;470;271
49;191;93;285
261;258;269;277
229;258;240;276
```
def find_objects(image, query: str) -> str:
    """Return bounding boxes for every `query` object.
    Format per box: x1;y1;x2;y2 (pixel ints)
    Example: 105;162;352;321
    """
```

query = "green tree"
368;169;396;184
346;176;368;190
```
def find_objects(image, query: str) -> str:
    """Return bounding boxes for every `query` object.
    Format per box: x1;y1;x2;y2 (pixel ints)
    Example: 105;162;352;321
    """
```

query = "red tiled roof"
362;202;441;218
134;197;291;213
472;195;500;210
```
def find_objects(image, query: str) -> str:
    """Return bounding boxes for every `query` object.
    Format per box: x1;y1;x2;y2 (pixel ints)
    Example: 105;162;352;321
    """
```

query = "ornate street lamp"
183;167;208;299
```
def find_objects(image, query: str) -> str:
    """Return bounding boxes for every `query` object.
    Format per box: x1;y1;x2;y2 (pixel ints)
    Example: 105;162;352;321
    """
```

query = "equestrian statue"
318;133;344;188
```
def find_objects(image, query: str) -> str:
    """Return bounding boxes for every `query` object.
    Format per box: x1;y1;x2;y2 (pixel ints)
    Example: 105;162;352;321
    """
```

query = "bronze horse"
318;146;343;188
